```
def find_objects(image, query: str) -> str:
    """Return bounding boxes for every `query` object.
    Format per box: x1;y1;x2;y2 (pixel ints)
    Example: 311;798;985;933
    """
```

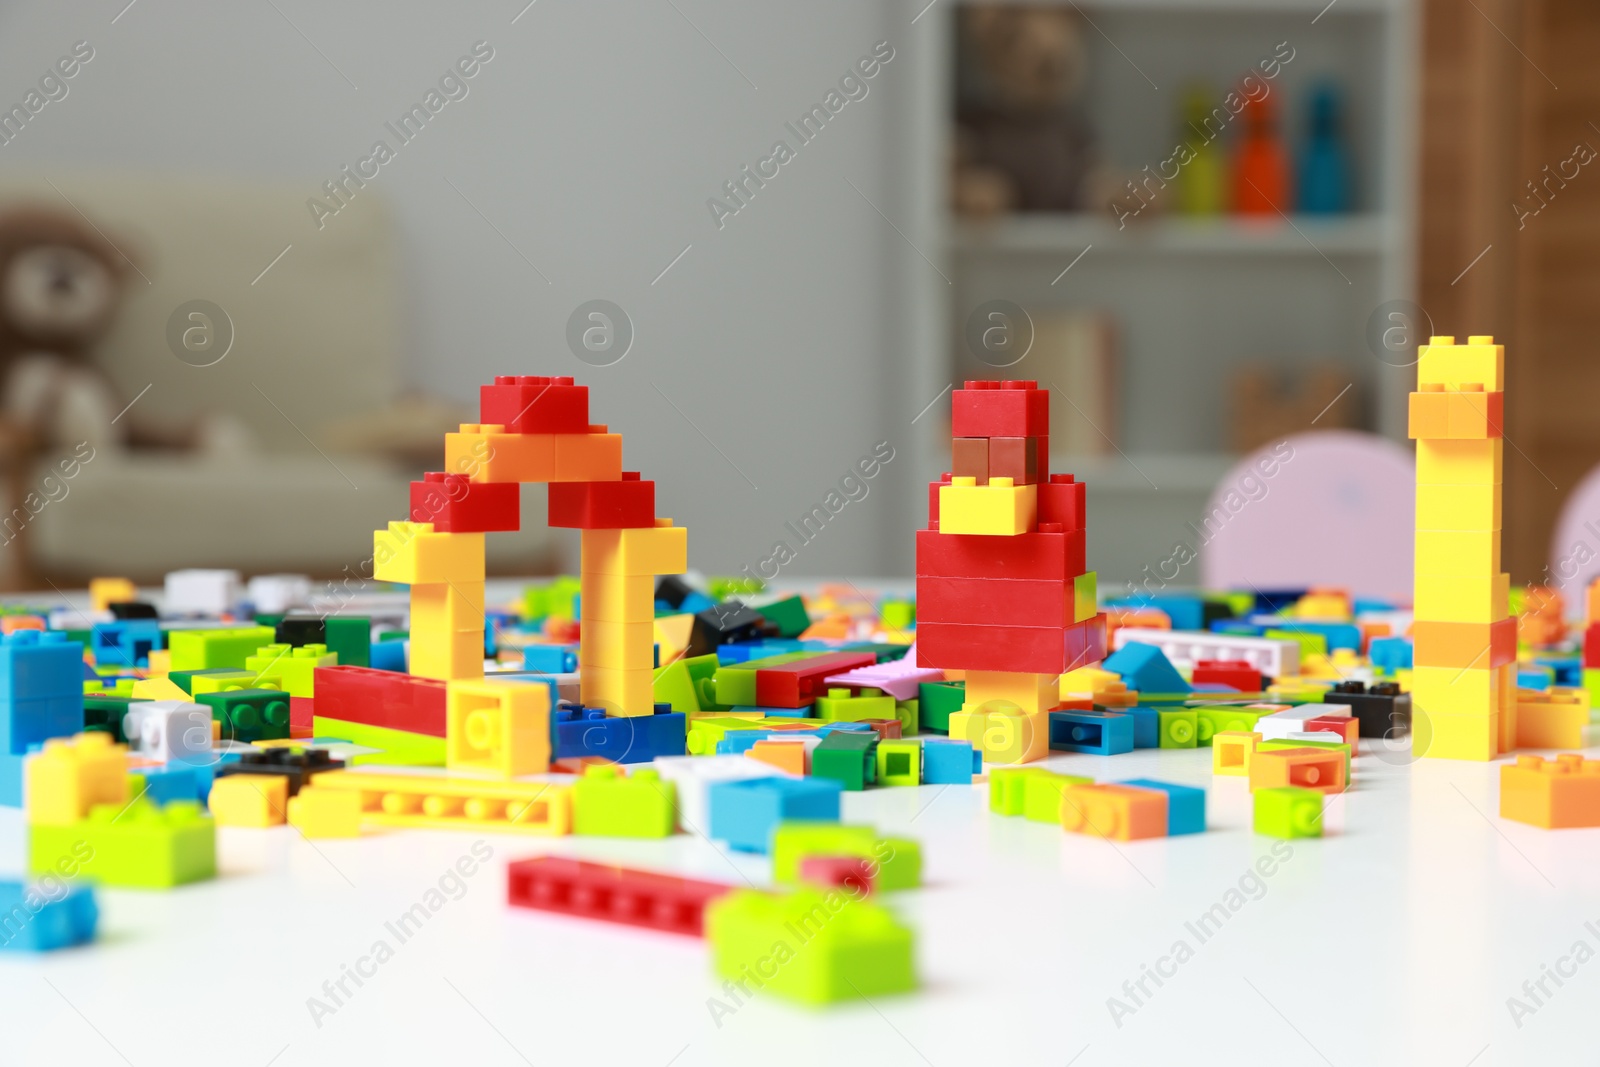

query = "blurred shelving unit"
894;0;1419;583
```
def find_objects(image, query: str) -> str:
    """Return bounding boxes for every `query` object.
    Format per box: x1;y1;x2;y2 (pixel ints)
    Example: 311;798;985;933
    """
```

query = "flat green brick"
1254;786;1323;839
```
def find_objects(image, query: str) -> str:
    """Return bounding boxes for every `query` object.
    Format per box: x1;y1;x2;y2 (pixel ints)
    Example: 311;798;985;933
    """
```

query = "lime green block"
1264;628;1328;660
83;677;136;698
1023;772;1094;823
1196;706;1267;746
707;889;915;1005
682;653;729;711
918;681;965;733
1209;591;1255;618
687;716;766;755
989;766;1051;816
312;716;444;766
880;599;916;630
1585;669;1600;719
1254;786;1323;839
190;670;273;696
771;822;921;890
572;766;675;837
1158;708;1198;748
653;660;699;713
708;576;764;600
168;667;248;696
167;626;276;671
816;688;895;723
893;699;919;736
243;643;336;698
876;740;923;786
1258;738;1351;778
710;652;816;707
30;800;215;888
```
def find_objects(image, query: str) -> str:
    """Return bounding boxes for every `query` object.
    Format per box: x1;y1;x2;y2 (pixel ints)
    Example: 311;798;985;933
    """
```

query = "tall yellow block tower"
1408;335;1517;760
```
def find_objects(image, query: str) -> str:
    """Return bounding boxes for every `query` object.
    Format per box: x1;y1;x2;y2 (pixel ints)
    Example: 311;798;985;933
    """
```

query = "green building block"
771;822;921;889
682;653;729;711
1196;706;1267;746
311;716;444;765
30;799;216;888
83;695;133;742
840;641;913;664
322;616;370;669
167;626;276;671
190;670;270;696
709;652;815;707
652;660;700;713
989;766;1051;815
1023;771;1095;823
708;576;764;600
918;681;965;734
754;595;811;639
816;688;895;723
1584;668;1600;716
706;888;916;1005
811;730;877;791
1158;708;1198;748
572;766;675;838
880;599;915;630
83;676;135;698
243;643;337;698
876;739;922;786
1254;786;1323;839
169;667;248;695
893;699;919;736
1263;628;1328;661
196;688;291;743
1210;591;1255;618
687;716;766;755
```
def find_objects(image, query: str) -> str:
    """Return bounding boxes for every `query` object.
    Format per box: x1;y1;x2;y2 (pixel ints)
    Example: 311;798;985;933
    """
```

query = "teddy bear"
0;203;250;456
953;6;1099;216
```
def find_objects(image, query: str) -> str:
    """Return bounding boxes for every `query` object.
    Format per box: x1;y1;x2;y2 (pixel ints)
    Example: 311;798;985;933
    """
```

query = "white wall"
0;0;919;578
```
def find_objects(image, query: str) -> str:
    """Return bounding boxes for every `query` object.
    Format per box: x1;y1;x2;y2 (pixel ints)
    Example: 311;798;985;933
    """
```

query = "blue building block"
1251;618;1361;652
1517;668;1554;691
521;645;578;674
1124;705;1160;749
1101;642;1190;695
369;639;407;672
708;776;841;853
89;620;164;668
135;764;207;805
1048;710;1134;755
731;704;814;719
1536;655;1583;688
921;738;980;784
1119;778;1206;835
0;752;23;807
552;704;686;763
0;881;98;952
0;632;84;755
1209;620;1264;636
1368;636;1413;672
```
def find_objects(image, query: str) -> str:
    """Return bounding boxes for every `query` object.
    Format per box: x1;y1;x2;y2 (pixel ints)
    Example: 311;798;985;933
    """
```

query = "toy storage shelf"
895;0;1417;583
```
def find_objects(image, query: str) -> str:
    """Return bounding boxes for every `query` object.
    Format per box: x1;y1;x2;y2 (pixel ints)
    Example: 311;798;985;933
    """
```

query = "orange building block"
1515;687;1590;750
1411;618;1517;670
1249;746;1346;794
1500;754;1600;828
749;740;808;775
1059;783;1168;840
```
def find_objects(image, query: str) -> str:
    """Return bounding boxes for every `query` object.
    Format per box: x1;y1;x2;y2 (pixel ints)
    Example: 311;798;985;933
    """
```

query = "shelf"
951;214;1392;257
960;0;1391;12
1054;452;1236;493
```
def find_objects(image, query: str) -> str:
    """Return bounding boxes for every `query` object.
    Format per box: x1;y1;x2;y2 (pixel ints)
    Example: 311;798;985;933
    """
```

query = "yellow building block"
1411;665;1502;717
411;581;486;634
409;631;485;682
208;774;288;827
1073;571;1098;623
1516;687;1590;750
578;620;654;670
131;676;192;702
938;477;1037;536
580;572;656;623
950;704;1049;765
1059;666;1119;699
580;523;688;577
287;785;363;838
1418;335;1505;391
581;664;655;717
373;522;486;585
1416;482;1501;531
446;678;551;777
1213;731;1260;776
1414;572;1510;624
146;649;171;676
1415;711;1499;761
304;771;572;834
654;613;695;666
968;670;1059;715
1416;439;1502;485
25;733;129;826
1414;529;1501;577
88;577;138;613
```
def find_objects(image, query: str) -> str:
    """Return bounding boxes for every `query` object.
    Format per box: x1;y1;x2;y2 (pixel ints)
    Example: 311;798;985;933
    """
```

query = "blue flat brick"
1124;705;1159;749
1119;778;1206;835
1047;710;1134;755
0;881;98;952
521;645;578;674
921;738;980;784
552;704;685;763
708;776;841;853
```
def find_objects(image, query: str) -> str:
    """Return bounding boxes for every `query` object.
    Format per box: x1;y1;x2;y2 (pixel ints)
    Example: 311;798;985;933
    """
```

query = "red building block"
312;665;448;736
952;439;988;483
1036;475;1085;530
988;437;1039;484
506;856;733;937
479;375;590;434
1303;713;1359;746
754;652;879;708
797;854;876;895
928;474;950;525
917;575;1074;628
291;695;314;732
1192;659;1264;691
917;615;1107;674
1585;623;1600;669
916;528;1086;581
548;473;656;529
857;719;903;741
410;472;520;533
951;380;1049;438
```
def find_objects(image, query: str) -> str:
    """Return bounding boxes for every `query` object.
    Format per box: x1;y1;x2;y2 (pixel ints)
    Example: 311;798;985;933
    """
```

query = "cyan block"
369;640;407;672
522;645;578;674
1125;705;1159;748
1102;642;1191;695
0;881;98;951
1047;710;1134;755
90;620;165;668
708;776;841;853
1536;655;1583;688
731;705;815;719
1517;668;1553;691
0;752;22;807
2;696;83;758
1119;778;1206;835
921;738;980;784
1368;636;1413;672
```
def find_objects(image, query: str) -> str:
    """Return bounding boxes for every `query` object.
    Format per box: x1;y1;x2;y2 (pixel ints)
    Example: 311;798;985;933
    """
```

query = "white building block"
123;701;214;765
1112;628;1300;677
163;569;242;615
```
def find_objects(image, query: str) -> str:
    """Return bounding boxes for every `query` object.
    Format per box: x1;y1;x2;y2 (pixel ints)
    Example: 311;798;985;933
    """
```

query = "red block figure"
411;472;520;532
506;857;733;937
1192;659;1264;692
479;375;591;434
548;473;656;529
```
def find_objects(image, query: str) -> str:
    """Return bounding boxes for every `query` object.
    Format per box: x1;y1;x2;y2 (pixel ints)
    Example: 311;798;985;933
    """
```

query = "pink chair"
1198;430;1415;601
1548;464;1600;617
